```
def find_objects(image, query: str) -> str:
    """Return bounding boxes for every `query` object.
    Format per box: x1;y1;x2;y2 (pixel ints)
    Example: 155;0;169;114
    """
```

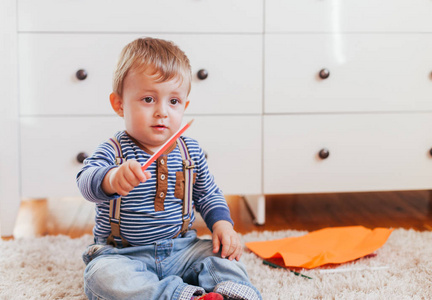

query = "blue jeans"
82;230;262;300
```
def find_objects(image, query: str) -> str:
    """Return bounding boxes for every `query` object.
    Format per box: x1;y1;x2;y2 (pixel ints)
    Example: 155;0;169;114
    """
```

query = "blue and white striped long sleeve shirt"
76;131;233;246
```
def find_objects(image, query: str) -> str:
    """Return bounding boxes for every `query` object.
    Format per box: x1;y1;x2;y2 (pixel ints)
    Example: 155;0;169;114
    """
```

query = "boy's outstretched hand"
102;160;152;196
212;220;243;261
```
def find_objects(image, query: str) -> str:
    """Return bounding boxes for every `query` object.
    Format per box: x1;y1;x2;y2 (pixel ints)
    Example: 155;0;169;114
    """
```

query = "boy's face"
110;68;190;152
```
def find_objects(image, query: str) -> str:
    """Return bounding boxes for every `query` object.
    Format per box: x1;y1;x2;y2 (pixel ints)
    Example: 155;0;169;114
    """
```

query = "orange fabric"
245;226;393;269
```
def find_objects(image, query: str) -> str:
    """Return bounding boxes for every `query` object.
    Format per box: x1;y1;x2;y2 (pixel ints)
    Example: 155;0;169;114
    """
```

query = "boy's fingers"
144;171;152;180
227;236;239;260
117;167;135;188
117;180;133;195
212;236;221;253
124;166;140;187
112;183;127;196
228;249;238;261
128;161;146;182
221;235;232;258
231;243;243;261
226;236;242;261
111;162;152;197
237;242;244;260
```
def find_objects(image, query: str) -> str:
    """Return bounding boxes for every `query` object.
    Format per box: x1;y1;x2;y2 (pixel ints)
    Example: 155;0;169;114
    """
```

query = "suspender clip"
183;160;195;169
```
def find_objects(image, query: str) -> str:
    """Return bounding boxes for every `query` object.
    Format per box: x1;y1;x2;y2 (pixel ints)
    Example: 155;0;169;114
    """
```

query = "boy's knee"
85;256;142;288
197;256;249;283
84;257;116;290
84;256;155;299
206;256;247;272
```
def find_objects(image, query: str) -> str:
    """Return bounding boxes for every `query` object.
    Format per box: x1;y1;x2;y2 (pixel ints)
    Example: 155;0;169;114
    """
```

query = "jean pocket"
82;244;113;265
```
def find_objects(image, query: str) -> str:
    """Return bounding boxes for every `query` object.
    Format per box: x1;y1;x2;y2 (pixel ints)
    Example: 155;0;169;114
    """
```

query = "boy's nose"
154;103;168;118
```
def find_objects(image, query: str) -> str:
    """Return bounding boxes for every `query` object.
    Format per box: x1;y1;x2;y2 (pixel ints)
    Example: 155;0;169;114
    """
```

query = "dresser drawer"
185;115;262;195
19;34;262;116
21;116;262;197
18;0;263;33
176;35;262;115
265;34;432;114
263;114;432;194
20;116;125;198
266;0;432;33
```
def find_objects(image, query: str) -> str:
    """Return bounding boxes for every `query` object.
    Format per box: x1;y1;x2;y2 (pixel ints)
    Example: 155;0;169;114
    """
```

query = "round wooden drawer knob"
197;69;208;80
76;69;88;80
76;152;88;163
319;68;330;79
430;148;432;157
318;148;330;159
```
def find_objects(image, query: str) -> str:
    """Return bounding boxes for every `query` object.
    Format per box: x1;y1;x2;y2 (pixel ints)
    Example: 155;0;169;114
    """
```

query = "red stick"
141;119;194;171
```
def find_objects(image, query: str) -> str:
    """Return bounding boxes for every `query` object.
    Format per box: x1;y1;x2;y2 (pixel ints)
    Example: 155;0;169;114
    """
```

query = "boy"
77;37;261;300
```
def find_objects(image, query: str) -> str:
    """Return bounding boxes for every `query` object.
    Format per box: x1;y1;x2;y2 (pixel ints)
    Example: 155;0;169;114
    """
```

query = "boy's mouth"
152;124;168;130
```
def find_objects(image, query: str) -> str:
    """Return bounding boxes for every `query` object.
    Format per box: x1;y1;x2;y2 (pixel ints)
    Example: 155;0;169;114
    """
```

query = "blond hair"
113;37;192;96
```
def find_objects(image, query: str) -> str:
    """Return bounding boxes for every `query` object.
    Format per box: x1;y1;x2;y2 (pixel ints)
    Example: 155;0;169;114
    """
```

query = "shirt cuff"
203;207;234;232
92;165;120;201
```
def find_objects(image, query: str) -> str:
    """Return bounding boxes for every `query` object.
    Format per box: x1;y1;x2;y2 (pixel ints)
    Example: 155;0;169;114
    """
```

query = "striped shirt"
76;131;233;246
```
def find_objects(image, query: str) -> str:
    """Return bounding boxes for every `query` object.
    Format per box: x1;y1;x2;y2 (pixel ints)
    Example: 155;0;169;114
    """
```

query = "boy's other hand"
102;160;151;196
212;220;243;261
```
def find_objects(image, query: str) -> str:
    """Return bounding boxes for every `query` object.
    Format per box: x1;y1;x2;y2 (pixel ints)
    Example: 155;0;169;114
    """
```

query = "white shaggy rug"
1;229;431;299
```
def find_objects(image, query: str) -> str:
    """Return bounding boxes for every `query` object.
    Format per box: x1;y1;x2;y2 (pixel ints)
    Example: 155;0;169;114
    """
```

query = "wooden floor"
10;190;432;239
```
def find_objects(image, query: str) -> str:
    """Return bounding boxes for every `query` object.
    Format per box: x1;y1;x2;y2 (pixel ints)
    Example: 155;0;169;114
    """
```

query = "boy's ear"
185;100;190;110
110;92;124;117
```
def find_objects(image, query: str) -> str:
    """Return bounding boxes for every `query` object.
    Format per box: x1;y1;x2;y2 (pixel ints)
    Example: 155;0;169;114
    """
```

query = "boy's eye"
142;97;154;103
170;99;179;105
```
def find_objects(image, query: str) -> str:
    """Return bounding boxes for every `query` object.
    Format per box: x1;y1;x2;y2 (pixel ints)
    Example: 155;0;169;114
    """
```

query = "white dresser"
264;1;432;195
1;0;431;236
260;0;432;223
